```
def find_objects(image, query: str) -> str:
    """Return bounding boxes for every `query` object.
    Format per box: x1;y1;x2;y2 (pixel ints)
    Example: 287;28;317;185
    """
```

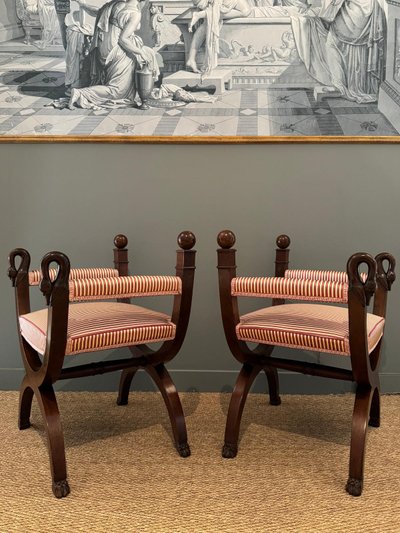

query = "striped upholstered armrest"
29;268;120;286
69;275;182;301
284;269;349;283
284;269;368;284
231;276;348;303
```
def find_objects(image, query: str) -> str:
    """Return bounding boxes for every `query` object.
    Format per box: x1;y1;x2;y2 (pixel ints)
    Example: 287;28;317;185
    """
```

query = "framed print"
0;0;399;143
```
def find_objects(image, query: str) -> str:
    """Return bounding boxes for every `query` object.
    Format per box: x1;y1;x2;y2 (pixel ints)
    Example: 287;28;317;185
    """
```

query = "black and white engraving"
0;0;398;137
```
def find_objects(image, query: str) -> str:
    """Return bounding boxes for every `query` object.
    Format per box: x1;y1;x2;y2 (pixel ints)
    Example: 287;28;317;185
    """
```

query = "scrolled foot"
19;419;31;430
270;396;281;406
368;416;380;428
222;443;238;459
52;480;70;498
177;443;191;458
346;477;363;497
116;397;128;406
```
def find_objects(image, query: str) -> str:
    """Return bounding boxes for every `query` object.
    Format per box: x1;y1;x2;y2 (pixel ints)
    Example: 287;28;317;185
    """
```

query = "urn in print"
136;63;154;110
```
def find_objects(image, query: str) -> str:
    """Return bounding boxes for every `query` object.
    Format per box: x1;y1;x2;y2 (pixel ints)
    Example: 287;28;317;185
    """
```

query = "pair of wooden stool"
8;232;395;498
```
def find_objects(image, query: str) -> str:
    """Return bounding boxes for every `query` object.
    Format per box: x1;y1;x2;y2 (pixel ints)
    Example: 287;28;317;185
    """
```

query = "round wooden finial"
177;231;196;250
276;234;290;249
114;234;128;249
217;230;236;249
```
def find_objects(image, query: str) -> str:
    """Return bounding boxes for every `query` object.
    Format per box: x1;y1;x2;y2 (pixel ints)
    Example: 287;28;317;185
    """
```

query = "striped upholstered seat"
237;304;385;356
19;302;176;355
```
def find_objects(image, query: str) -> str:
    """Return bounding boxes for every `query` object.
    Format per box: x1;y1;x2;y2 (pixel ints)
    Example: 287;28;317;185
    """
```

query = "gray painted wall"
1;143;399;394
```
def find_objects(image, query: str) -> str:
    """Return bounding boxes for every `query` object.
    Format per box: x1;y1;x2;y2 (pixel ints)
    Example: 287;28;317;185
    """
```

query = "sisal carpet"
0;391;399;533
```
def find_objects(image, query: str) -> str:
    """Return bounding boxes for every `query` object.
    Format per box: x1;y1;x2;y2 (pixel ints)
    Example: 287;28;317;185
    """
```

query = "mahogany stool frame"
217;230;395;496
8;232;196;498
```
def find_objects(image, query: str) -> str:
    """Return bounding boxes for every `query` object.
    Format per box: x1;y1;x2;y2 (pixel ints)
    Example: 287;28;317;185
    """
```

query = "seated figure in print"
186;0;252;73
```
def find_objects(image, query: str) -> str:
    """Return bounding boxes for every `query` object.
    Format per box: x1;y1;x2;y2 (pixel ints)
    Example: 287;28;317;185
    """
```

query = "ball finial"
178;231;196;250
276;234;290;249
217;230;236;249
114;234;128;249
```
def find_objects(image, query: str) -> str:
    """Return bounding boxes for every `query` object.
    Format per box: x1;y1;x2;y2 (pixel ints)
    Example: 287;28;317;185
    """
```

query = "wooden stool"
217;230;395;496
8;232;196;498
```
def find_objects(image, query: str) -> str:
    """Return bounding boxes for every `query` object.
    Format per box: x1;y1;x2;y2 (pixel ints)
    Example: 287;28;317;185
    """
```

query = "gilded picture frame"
0;0;399;144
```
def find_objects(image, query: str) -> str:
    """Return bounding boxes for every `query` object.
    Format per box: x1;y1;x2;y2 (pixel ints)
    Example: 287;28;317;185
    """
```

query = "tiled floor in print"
0;46;398;137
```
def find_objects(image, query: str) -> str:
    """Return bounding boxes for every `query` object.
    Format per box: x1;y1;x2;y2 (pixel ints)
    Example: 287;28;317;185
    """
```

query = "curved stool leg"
368;387;380;428
35;386;70;498
117;368;138;406
19;379;34;430
222;363;261;459
145;364;190;458
346;385;373;497
264;367;281;406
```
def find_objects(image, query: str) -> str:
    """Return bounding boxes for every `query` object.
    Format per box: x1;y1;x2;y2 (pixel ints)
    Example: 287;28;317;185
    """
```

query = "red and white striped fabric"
284;270;368;283
284;269;349;283
29;268;120;286
232;276;348;303
236;303;384;356
19;302;176;355
69;275;182;301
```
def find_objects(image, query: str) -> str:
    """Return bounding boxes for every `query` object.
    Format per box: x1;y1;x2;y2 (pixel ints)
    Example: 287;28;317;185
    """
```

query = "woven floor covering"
1;391;399;533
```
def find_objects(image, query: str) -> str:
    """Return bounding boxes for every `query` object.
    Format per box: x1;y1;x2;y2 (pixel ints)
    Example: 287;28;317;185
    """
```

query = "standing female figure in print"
291;0;386;103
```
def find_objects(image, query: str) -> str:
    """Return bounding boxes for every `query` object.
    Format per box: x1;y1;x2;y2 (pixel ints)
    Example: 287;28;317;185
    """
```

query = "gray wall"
1;144;399;394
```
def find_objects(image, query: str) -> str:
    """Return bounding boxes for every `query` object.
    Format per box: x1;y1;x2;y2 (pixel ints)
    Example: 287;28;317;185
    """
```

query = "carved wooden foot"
368;417;379;428
368;416;380;428
264;367;281;406
19;420;31;430
347;385;372;498
269;396;282;406
117;368;137;406
116;397;127;406
35;386;68;498
346;477;363;497
52;480;70;498
177;442;191;458
222;443;238;459
223;364;261;459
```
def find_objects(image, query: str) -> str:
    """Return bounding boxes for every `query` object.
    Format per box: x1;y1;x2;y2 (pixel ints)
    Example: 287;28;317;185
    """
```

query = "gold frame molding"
1;135;400;143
